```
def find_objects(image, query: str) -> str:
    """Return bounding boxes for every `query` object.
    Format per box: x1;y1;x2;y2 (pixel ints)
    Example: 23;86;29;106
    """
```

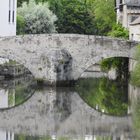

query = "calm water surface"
0;75;139;140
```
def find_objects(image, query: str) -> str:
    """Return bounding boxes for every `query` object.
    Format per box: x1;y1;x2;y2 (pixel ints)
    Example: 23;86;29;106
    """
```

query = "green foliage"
108;23;129;39
132;97;140;139
76;77;128;116
15;134;52;140
100;58;121;71
93;0;116;35
131;45;140;86
17;15;25;35
48;0;97;34
100;57;129;81
18;0;57;34
17;0;48;7
100;24;129;76
135;45;140;61
3;60;17;66
17;0;116;35
17;0;29;7
131;64;140;87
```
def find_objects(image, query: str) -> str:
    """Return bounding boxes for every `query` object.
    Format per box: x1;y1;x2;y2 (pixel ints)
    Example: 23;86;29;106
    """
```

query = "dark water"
0;75;139;140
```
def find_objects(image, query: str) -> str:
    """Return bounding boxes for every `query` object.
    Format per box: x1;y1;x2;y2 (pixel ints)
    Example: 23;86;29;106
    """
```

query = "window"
9;0;15;23
8;0;11;23
12;0;15;23
131;15;139;22
119;0;123;12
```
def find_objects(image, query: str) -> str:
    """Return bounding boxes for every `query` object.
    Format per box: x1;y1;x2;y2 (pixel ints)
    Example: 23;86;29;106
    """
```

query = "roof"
130;16;140;25
125;0;140;7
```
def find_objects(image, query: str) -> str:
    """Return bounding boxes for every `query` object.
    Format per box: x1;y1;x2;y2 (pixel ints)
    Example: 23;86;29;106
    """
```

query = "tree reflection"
76;77;128;116
132;97;140;139
0;76;35;109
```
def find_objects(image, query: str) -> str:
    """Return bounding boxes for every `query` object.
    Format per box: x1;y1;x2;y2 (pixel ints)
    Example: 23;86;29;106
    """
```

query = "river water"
0;74;139;140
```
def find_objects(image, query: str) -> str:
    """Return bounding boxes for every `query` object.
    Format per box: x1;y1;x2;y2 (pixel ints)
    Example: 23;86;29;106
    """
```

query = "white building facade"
0;0;17;37
129;17;140;41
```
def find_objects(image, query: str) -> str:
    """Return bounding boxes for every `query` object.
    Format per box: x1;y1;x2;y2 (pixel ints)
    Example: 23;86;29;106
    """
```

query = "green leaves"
108;23;129;39
48;0;97;34
131;45;140;87
16;15;25;35
17;0;116;35
93;0;116;35
17;0;57;34
76;77;128;116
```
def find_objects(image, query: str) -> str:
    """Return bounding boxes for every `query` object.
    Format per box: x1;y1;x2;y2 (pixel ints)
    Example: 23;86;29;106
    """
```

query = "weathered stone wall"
0;34;138;84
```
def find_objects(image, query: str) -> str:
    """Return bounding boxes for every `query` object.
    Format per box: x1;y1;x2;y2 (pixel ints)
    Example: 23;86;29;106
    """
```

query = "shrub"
17;0;57;34
131;45;140;86
108;23;129;39
17;15;25;35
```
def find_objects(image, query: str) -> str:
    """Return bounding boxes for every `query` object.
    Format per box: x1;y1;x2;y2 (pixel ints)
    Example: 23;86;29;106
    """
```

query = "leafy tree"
17;0;29;7
93;0;116;35
17;0;48;7
132;96;140;140
131;45;140;86
17;0;116;35
16;15;25;35
17;0;57;34
47;0;97;34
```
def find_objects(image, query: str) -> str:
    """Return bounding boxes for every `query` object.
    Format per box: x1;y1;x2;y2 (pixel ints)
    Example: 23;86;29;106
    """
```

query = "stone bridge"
0;34;138;84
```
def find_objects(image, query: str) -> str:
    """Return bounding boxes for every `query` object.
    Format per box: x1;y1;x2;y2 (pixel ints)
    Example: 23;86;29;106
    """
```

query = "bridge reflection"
0;87;133;139
0;130;133;140
0;72;138;139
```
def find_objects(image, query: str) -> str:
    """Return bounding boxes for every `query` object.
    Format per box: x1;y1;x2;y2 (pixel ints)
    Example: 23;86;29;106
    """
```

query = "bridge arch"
77;49;134;79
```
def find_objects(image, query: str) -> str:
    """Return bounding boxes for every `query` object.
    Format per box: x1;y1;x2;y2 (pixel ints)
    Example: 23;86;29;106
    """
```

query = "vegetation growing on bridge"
100;24;129;77
100;57;129;81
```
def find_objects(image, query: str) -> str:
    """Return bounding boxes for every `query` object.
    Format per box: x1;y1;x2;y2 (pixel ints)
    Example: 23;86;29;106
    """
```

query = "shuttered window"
8;0;11;23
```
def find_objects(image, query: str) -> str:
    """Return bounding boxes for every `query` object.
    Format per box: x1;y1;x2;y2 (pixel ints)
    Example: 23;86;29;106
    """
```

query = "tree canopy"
17;0;116;35
17;0;57;34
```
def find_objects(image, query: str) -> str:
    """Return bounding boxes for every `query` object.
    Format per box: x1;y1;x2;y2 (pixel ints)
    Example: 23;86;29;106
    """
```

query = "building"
115;0;140;28
0;0;17;37
115;0;140;73
0;131;14;140
129;17;140;41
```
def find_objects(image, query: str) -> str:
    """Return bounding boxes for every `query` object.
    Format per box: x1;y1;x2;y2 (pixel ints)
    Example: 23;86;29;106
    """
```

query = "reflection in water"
0;75;139;139
0;132;134;140
76;77;128;116
0;131;124;140
0;75;35;109
0;87;133;140
129;85;140;140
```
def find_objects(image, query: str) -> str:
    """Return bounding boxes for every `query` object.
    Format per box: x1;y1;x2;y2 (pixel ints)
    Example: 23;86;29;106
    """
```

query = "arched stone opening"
78;53;130;79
